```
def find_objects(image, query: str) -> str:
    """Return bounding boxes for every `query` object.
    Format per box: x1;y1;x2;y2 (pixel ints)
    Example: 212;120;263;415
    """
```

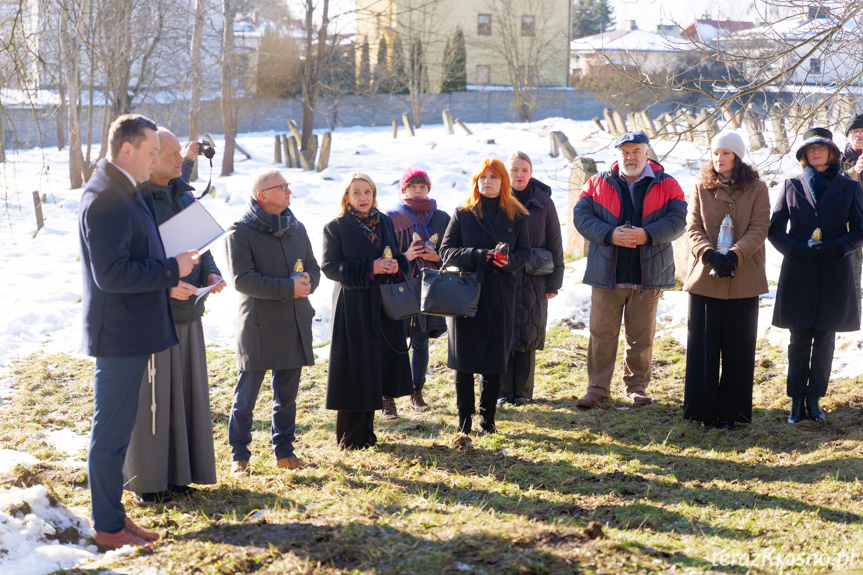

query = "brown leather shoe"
231;460;251;477
381;396;398;420
575;392;606;409
93;527;150;550
124;517;160;542
629;392;654;407
276;454;307;470
410;390;429;411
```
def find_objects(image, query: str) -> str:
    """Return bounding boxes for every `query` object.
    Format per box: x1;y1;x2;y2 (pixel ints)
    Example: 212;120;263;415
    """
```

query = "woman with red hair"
440;158;530;434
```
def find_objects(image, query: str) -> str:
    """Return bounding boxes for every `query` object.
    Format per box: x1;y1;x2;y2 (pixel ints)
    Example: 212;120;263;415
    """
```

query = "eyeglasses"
807;144;829;151
261;183;291;193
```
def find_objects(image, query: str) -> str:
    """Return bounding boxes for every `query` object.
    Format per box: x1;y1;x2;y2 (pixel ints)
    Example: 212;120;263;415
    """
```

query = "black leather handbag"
380;276;421;320
525;248;554;276
420;266;482;318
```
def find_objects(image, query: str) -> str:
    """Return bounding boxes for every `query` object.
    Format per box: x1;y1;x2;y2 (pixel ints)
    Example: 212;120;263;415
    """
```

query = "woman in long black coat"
440;158;530;434
499;151;565;406
768;128;863;424
322;172;413;449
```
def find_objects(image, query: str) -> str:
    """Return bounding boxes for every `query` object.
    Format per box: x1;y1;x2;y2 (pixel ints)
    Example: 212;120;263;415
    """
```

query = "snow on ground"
1;116;863;573
0;484;98;573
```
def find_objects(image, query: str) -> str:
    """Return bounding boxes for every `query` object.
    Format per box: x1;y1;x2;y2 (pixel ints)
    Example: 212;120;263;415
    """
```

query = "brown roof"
683;19;755;40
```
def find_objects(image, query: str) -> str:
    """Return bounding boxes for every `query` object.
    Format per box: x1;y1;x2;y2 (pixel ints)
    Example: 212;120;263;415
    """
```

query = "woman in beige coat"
683;132;770;429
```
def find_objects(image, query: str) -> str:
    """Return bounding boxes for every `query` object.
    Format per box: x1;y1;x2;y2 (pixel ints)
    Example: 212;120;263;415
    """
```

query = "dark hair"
404;173;431;189
799;146;840;169
108;114;158;159
700;154;760;190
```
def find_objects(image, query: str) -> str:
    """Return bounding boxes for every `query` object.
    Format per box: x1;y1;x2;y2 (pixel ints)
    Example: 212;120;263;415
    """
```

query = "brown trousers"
586;286;660;398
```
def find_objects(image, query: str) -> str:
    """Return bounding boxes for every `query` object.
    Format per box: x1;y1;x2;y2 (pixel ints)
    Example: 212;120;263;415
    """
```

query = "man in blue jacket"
572;132;686;409
79;114;198;549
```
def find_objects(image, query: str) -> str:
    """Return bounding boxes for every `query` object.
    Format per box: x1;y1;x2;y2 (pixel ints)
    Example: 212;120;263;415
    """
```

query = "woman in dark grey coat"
322;173;413;449
499;152;565;406
440;158;530;434
768;128;863;424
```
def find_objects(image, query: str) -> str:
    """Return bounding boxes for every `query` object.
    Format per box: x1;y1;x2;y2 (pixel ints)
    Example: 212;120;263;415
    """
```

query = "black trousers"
787;327;835;398
683;294;758;424
455;371;499;431
336;411;376;450
499;350;536;400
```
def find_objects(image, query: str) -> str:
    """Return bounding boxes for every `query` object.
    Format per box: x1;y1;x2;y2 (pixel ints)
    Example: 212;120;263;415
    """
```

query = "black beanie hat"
844;113;863;136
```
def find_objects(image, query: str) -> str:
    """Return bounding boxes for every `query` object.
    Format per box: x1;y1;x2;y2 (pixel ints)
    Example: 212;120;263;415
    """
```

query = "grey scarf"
241;199;299;237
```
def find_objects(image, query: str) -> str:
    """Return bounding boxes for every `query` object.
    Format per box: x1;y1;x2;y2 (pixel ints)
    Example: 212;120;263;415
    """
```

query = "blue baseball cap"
613;131;649;148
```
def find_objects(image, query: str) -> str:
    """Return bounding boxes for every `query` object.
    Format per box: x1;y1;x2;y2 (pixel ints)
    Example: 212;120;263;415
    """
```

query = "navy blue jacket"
768;173;863;332
79;159;180;357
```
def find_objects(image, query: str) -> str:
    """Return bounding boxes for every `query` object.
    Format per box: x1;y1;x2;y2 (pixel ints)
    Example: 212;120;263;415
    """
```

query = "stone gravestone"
744;107;766;150
567;157;597;259
603;108;620;136
612;109;628;135
317;132;332;172
769;104;790;154
33;191;44;232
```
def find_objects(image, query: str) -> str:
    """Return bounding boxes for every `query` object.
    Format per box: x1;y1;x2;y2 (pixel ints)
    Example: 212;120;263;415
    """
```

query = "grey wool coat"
226;202;320;371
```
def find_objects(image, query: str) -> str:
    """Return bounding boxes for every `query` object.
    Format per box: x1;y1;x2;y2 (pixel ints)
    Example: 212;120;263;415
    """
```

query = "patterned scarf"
241;198;299;237
347;206;383;248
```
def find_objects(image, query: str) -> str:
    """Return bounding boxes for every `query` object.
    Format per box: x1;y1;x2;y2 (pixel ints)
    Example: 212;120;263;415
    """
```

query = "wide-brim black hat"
795;127;840;161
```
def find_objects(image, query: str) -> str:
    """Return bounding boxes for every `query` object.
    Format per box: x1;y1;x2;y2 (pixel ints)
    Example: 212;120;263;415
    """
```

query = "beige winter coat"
683;179;770;299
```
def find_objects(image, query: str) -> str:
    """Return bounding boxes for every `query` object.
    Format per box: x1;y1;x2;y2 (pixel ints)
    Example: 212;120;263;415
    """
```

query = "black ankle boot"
806;395;826;422
480;420;496;434
788;397;804;423
458;415;472;435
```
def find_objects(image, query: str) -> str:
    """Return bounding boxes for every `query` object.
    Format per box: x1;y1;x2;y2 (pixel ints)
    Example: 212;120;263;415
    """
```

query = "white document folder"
158;201;233;258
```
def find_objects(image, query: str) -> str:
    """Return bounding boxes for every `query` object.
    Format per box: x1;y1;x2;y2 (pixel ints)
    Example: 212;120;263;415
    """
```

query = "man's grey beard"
619;162;646;179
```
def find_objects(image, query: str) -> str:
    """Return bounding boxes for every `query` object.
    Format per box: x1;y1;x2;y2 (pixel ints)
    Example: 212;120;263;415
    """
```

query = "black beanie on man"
844;113;863;136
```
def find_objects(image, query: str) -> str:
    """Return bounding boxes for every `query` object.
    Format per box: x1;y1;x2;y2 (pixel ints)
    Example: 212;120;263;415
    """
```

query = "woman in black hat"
841;113;863;182
768;127;863;423
841;113;863;308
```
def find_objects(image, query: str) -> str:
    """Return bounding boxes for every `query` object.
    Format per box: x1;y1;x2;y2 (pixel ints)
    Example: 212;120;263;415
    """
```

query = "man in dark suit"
78;114;198;549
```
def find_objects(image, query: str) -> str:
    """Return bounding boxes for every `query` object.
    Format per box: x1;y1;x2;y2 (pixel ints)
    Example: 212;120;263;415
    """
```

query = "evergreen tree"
390;35;408;94
439;37;452;92
440;27;466;93
325;42;356;95
357;38;371;93
409;37;428;93
255;30;301;97
571;0;614;39
374;36;390;93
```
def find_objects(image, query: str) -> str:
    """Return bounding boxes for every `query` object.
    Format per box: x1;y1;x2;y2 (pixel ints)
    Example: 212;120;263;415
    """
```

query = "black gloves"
791;241;844;260
704;249;736;278
790;243;819;260
816;240;844;260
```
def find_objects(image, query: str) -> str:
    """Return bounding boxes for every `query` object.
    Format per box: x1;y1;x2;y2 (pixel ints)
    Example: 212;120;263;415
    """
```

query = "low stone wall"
1;89;607;150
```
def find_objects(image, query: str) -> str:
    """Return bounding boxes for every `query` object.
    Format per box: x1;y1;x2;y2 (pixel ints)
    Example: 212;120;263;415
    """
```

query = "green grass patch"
2;331;863;574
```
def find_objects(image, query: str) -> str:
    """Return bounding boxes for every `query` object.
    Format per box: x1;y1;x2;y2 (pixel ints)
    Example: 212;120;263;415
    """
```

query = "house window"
477;14;492;36
521;15;535;36
810;58;821;73
476;65;490;85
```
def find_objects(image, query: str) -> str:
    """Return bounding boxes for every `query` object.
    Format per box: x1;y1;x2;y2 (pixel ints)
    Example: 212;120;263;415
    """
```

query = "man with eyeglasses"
122;127;226;505
573;131;686;409
840;113;863;307
225;169;320;476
